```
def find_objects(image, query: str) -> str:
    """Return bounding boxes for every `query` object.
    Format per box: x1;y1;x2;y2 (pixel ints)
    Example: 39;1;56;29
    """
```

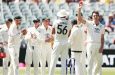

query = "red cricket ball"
79;1;83;4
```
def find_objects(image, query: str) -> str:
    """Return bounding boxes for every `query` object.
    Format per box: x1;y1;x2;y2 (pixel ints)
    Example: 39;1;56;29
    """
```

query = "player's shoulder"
38;26;45;31
53;19;61;24
99;24;105;30
74;25;80;29
9;22;17;31
48;26;52;29
86;20;93;24
39;25;44;29
99;23;104;28
73;25;81;31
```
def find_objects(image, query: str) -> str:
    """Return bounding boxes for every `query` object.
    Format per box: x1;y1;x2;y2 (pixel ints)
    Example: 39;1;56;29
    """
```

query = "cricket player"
25;18;45;75
76;13;87;74
0;18;12;75
8;16;27;75
49;9;71;75
78;4;105;75
40;16;53;75
68;19;85;75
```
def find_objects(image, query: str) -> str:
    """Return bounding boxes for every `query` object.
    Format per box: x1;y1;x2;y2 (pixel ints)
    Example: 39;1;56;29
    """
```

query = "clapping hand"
30;32;37;39
21;29;27;35
3;41;8;45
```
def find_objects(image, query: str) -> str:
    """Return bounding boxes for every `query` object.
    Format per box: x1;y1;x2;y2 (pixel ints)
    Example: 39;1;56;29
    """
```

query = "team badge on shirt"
45;33;50;40
94;28;100;33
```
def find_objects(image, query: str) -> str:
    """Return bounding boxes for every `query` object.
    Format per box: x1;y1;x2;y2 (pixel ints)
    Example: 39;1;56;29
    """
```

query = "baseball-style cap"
37;18;40;22
42;16;49;21
71;19;77;24
33;18;40;22
76;12;83;16
14;15;22;20
57;9;69;17
108;14;113;17
5;18;13;22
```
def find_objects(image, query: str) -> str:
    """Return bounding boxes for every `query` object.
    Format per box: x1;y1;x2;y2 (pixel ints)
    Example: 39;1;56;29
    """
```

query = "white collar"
92;21;101;26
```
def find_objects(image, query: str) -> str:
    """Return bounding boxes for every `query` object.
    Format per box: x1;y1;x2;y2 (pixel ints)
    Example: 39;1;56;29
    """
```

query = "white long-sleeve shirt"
85;20;105;43
8;22;25;48
25;27;45;47
68;25;83;51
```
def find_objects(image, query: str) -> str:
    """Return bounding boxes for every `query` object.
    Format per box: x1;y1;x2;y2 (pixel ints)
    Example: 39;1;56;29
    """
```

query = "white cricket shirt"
40;24;52;45
8;22;24;47
25;27;45;46
68;25;83;51
79;23;87;42
52;18;72;44
85;20;105;43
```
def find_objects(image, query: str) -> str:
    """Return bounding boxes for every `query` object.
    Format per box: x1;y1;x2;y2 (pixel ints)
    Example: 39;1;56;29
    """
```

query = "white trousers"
49;42;69;75
40;43;52;75
8;45;20;75
71;52;85;75
3;46;11;75
82;46;86;74
87;43;103;75
25;46;41;75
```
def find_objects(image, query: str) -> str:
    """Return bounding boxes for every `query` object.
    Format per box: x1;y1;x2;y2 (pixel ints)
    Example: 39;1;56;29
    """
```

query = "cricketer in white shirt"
78;4;105;75
8;16;27;75
40;23;52;75
0;26;10;75
0;18;12;75
68;19;85;75
25;26;45;75
49;9;72;75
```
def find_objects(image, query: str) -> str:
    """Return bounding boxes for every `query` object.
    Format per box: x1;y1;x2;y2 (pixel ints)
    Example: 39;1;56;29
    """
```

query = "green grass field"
0;68;115;75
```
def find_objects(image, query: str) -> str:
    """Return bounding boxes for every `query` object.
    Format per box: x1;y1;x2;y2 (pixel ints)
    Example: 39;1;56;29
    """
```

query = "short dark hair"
71;19;77;24
14;15;22;20
92;11;99;16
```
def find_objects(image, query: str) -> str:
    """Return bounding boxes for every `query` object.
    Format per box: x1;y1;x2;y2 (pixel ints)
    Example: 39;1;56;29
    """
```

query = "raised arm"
78;4;86;24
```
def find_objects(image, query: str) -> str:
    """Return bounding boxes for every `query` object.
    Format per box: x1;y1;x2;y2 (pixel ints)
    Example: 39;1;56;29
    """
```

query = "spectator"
105;14;114;24
100;0;113;4
99;14;105;25
112;13;115;25
105;14;114;33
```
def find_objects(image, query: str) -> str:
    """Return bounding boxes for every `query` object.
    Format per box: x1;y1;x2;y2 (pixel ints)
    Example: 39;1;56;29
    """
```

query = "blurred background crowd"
0;0;115;50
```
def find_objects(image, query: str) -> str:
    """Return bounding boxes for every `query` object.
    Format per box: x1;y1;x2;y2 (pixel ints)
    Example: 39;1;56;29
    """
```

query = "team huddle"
0;3;104;75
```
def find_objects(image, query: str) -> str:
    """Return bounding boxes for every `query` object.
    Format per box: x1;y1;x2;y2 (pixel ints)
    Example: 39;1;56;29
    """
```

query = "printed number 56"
57;25;67;35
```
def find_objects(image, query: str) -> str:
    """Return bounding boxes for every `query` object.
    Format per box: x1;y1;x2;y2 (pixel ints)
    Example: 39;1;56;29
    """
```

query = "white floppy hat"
57;9;69;17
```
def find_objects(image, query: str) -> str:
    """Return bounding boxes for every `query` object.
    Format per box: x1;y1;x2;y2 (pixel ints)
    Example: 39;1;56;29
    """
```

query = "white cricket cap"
57;9;69;17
